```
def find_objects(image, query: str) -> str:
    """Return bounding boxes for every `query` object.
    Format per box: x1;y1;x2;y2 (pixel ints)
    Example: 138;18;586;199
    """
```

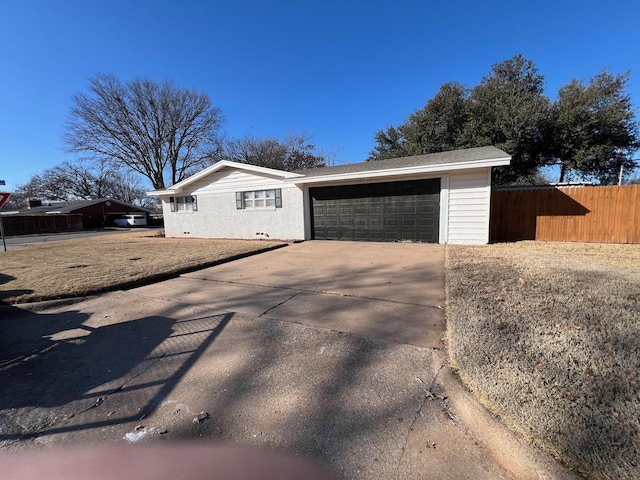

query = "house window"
169;196;197;212
236;189;282;209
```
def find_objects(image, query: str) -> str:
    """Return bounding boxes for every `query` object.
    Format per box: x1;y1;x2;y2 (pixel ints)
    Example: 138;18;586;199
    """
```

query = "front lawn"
0;232;285;304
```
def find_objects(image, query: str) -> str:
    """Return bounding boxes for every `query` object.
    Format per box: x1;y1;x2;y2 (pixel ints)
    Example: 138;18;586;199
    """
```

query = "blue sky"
1;0;639;191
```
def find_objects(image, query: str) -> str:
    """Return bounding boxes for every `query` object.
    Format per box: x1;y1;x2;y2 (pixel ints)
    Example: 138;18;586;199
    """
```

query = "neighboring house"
149;146;511;245
2;198;155;229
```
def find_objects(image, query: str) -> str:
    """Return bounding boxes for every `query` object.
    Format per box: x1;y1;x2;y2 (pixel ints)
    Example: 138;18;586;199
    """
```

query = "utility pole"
618;164;624;186
0;180;9;252
617;148;624;186
0;180;9;251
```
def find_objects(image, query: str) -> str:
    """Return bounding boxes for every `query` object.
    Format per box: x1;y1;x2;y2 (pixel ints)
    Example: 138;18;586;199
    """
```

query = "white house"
149;146;511;245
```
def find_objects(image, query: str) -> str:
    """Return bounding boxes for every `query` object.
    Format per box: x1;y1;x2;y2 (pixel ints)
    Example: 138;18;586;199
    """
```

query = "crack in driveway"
258;291;303;317
395;358;447;478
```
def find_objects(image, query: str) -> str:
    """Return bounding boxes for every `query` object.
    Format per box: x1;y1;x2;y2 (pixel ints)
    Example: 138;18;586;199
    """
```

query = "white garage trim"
439;174;449;244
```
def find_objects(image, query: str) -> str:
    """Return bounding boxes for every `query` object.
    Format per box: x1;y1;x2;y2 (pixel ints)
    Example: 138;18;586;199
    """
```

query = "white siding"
161;168;305;240
447;168;491;244
188;170;289;194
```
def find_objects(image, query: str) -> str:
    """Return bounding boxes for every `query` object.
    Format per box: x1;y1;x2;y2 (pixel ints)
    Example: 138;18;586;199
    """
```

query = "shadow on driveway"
0;303;233;443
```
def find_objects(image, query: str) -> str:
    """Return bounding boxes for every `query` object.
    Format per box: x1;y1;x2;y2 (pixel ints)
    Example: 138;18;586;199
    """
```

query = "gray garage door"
310;178;440;243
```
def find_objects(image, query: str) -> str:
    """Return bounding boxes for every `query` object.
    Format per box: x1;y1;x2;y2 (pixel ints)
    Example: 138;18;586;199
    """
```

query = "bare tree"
13;159;152;207
107;170;154;206
226;131;325;171
64;74;224;189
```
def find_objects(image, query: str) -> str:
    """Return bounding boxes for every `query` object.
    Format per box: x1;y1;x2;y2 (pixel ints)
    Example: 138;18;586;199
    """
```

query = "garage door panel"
326;219;338;227
419;232;437;242
326;207;338;215
385;205;399;214
311;179;440;243
384;231;398;241
369;217;382;228
419;205;436;214
401;204;417;214
354;206;367;215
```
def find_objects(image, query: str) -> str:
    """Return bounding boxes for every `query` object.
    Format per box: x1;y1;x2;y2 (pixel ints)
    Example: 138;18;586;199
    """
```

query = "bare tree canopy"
64;74;224;189
11;159;153;208
225;131;325;171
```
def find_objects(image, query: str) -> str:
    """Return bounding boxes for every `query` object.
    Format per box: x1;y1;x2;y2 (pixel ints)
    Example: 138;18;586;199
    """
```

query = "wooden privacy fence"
490;185;640;243
1;214;84;236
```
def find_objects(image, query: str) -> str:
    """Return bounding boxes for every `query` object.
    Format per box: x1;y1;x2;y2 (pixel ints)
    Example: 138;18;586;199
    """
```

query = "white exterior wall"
446;168;492;244
161;169;306;241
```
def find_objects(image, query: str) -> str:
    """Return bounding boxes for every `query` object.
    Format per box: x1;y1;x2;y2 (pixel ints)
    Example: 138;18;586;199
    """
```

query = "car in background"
114;214;147;227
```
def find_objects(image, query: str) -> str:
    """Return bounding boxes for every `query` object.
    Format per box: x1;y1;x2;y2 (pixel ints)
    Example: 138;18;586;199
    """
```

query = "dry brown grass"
0;232;285;304
446;241;640;479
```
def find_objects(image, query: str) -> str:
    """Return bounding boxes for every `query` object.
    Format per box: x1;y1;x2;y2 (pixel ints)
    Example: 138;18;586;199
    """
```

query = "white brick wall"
161;174;306;241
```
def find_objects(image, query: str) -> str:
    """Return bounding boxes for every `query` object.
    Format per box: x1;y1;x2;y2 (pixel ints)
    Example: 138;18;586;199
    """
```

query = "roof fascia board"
147;189;177;196
285;156;511;185
231;162;303;179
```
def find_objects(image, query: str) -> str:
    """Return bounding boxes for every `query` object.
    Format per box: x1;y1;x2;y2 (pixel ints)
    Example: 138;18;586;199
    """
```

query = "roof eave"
285;156;511;185
147;189;178;196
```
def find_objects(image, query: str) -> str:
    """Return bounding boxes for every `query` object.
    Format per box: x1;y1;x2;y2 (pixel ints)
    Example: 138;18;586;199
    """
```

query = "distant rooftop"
3;197;154;215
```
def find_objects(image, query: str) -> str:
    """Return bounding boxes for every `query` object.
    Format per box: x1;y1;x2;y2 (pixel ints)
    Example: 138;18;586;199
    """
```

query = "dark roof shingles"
294;146;509;177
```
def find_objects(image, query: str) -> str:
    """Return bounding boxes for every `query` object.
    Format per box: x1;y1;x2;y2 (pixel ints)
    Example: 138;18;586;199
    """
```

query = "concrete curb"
437;350;581;480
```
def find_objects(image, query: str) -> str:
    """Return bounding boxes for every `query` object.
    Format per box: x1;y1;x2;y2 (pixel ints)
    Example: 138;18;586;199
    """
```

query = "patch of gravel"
445;242;640;479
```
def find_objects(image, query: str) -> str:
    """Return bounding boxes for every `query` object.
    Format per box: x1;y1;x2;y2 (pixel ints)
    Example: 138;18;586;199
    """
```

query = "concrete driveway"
0;241;576;479
138;241;446;348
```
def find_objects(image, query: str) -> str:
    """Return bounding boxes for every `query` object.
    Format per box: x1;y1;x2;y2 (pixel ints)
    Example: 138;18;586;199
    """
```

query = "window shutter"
236;192;244;209
191;196;198;212
275;189;282;208
169;197;176;212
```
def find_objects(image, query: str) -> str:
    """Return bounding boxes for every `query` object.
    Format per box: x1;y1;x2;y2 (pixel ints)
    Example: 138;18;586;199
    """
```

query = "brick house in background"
0;198;157;235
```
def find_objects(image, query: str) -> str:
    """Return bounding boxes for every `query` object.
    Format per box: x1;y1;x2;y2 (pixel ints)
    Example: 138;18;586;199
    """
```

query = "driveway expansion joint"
184;276;442;308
